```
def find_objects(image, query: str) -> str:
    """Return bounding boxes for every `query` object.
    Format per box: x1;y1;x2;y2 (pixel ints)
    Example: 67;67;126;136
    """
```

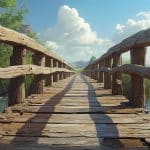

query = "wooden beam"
104;57;112;89
29;53;45;94
98;61;104;83
8;46;26;106
112;53;123;95
130;47;146;107
0;26;74;70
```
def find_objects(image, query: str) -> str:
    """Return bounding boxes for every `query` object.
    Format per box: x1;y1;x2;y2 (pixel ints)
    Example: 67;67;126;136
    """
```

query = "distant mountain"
72;60;88;68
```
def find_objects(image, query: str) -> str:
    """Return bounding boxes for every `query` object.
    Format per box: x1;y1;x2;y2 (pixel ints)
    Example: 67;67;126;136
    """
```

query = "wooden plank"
0;123;150;138
0;75;149;149
89;28;150;65
0;113;149;124
0;65;74;79
0;136;148;150
0;26;73;69
5;104;144;114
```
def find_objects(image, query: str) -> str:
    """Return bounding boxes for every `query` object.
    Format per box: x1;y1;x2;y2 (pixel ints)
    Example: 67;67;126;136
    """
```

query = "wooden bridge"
0;26;150;149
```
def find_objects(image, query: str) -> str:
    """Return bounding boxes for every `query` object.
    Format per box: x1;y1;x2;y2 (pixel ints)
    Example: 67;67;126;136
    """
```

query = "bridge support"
130;47;146;107
112;53;123;95
59;62;63;80
94;63;99;80
9;46;26;106
45;57;51;86
98;61;104;83
104;57;112;89
53;60;59;82
29;52;45;94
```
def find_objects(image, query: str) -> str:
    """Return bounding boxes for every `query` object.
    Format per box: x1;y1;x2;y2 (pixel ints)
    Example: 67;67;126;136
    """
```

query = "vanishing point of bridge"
0;26;150;149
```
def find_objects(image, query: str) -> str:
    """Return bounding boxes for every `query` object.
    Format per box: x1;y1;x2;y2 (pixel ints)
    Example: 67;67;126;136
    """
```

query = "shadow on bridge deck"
0;75;149;149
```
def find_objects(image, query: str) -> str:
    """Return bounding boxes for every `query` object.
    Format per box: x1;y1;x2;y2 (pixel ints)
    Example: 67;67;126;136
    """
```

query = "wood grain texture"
86;64;150;79
0;75;149;149
0;26;73;69
0;65;75;79
89;28;150;65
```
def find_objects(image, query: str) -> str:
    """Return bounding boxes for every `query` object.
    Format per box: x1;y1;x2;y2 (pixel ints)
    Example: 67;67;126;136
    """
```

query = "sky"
20;0;150;63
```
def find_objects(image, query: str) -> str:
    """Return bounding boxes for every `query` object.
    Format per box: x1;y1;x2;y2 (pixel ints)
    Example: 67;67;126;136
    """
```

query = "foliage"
75;67;84;74
122;74;131;99
89;56;96;64
0;0;16;8
0;0;37;95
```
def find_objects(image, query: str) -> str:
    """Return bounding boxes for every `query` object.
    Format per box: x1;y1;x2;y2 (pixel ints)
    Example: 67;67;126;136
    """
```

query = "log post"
130;47;146;107
29;52;45;94
45;57;51;86
104;57;112;89
59;62;63;80
63;63;67;79
8;46;26;106
95;63;99;81
112;53;123;95
53;60;59;82
91;64;95;79
98;61;104;83
49;58;54;86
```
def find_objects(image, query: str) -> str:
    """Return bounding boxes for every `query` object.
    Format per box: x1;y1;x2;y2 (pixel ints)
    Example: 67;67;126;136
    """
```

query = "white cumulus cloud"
113;11;150;43
41;5;112;62
113;11;150;65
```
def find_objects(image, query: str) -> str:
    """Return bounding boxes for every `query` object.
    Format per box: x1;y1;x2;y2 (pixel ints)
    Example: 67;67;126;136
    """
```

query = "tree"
89;56;96;64
0;0;37;95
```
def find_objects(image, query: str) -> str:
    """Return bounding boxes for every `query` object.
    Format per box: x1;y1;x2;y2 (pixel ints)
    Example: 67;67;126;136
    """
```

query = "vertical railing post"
63;63;66;79
95;63;99;81
49;57;54;86
104;57;112;89
45;57;51;86
98;61;104;83
53;60;59;82
112;53;123;95
91;64;95;79
29;52;45;94
130;47;146;107
9;46;26;106
59;62;63;80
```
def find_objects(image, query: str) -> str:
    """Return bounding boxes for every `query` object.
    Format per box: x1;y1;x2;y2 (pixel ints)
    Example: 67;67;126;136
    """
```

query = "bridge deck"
0;75;150;149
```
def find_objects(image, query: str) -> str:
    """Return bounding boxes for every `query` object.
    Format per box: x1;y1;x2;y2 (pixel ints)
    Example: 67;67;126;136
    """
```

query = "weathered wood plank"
0;123;150;138
0;65;74;79
0;136;148;150
0;75;149;149
0;26;73;69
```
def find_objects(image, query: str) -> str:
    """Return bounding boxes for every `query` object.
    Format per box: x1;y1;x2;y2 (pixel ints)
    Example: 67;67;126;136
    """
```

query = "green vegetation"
75;67;84;74
122;74;131;99
0;0;37;95
89;56;96;64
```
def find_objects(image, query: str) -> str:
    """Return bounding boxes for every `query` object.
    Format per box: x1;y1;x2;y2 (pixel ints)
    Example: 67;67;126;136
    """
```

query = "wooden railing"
83;28;150;108
0;26;75;106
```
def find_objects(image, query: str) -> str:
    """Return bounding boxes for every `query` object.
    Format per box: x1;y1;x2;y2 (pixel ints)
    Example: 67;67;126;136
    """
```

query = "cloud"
113;11;150;65
113;11;150;43
45;41;59;50
41;5;112;62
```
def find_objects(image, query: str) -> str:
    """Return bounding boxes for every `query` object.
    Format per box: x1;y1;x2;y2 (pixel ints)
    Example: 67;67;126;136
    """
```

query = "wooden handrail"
0;26;75;106
90;28;150;65
85;64;150;79
0;65;74;79
83;29;150;108
0;26;73;69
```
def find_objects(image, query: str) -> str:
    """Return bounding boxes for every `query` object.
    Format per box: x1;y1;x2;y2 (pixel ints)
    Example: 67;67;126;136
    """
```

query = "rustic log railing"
83;28;150;108
0;26;75;106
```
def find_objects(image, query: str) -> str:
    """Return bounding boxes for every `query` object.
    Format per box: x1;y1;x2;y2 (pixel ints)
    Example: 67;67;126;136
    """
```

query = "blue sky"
20;0;150;62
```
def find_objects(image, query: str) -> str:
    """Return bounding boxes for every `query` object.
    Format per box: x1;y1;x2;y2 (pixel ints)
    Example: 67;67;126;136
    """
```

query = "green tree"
89;56;96;64
0;0;37;95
